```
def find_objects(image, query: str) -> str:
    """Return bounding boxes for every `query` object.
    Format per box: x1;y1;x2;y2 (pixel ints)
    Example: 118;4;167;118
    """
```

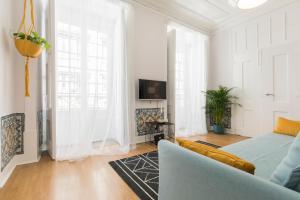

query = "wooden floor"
179;132;248;147
0;133;248;200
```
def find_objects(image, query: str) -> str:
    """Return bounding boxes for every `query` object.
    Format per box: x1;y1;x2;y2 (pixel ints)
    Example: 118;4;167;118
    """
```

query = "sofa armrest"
158;140;300;200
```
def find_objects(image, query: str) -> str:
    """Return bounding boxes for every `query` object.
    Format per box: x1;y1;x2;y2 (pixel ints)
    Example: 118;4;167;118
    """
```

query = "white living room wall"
0;0;24;187
210;1;300;137
0;0;41;187
130;2;211;143
131;3;168;144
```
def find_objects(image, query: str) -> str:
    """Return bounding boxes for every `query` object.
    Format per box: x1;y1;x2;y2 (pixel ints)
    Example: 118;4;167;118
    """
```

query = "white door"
233;52;262;137
261;42;300;132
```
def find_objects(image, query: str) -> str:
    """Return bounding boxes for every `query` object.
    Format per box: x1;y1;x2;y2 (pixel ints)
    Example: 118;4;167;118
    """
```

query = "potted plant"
13;0;51;97
204;86;240;134
13;31;50;58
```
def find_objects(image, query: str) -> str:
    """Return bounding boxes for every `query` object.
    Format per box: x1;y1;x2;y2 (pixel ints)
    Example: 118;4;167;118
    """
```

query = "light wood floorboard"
0;133;248;200
178;132;249;147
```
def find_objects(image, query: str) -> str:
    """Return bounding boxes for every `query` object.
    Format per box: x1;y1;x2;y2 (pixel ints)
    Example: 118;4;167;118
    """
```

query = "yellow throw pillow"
274;117;300;137
176;138;255;174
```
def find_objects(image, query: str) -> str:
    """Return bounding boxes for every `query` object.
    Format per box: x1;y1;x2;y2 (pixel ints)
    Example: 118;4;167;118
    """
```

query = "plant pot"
15;39;43;58
213;125;225;134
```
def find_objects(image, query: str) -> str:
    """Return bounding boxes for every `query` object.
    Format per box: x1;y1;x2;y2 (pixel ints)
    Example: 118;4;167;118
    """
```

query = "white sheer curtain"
170;24;208;137
54;0;131;160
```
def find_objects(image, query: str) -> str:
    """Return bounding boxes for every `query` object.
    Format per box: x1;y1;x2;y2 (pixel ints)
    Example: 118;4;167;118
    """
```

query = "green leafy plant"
203;86;241;127
13;31;50;50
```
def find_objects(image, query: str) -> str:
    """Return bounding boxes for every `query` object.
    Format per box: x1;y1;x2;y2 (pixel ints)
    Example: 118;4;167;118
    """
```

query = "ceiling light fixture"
228;0;268;9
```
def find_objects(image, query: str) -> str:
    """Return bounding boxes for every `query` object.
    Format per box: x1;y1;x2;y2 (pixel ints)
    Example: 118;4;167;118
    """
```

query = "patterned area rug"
109;151;159;200
109;141;220;200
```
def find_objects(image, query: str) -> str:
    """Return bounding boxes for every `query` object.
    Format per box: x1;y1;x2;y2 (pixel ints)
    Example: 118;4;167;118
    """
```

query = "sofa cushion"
274;117;300;137
176;138;255;174
158;140;300;200
221;133;294;179
270;132;300;190
284;166;300;192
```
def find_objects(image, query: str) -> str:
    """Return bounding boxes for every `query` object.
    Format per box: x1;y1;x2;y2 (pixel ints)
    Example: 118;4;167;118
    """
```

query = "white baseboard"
0;159;17;188
0;156;40;188
17;158;41;166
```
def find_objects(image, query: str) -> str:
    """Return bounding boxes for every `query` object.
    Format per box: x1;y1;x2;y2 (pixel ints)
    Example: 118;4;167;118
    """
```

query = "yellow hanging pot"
15;39;43;58
14;0;49;96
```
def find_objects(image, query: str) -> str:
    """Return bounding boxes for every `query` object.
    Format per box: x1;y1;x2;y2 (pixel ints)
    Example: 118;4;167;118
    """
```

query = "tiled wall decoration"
1;113;25;171
136;108;164;136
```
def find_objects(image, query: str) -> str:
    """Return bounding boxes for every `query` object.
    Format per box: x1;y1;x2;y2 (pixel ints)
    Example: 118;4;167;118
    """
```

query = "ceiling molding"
207;0;235;15
130;0;216;34
215;0;298;32
127;0;299;35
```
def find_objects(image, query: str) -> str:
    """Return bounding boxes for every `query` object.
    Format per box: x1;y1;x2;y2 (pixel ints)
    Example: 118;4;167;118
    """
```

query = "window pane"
176;52;185;107
87;30;108;110
56;22;81;111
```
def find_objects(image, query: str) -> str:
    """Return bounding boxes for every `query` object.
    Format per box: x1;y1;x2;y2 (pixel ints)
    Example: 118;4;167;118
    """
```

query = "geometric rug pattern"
109;140;221;200
109;151;159;200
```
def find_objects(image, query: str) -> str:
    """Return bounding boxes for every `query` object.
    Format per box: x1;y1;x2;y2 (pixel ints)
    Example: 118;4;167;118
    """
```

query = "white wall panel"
246;23;258;51
210;1;300;137
273;54;288;103
257;18;271;48
232;51;261;136
242;61;259;101
286;3;300;42
236;28;246;53
243;109;258;136
270;10;286;44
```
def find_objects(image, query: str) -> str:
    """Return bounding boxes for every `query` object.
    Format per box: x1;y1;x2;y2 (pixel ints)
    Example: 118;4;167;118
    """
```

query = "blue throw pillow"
284;166;300;192
270;132;300;190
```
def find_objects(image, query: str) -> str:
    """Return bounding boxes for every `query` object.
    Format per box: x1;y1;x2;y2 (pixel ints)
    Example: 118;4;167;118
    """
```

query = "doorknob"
265;93;274;96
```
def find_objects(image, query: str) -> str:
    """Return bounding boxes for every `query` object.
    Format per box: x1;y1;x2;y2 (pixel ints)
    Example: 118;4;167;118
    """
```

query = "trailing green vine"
13;32;50;50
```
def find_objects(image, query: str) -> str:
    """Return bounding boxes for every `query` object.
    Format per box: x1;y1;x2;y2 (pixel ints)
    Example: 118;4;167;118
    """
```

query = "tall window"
169;24;208;137
56;22;81;111
56;25;111;111
54;0;130;160
175;52;184;107
87;30;108;110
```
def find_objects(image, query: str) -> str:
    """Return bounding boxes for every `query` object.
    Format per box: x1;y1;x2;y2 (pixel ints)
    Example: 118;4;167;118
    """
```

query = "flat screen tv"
139;79;166;100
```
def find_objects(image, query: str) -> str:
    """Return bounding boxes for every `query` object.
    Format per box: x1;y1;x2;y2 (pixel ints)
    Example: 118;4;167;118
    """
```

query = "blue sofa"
158;133;300;200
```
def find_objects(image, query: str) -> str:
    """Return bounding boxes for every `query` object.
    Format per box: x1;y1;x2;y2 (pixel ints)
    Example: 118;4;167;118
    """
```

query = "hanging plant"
13;0;51;97
13;31;50;57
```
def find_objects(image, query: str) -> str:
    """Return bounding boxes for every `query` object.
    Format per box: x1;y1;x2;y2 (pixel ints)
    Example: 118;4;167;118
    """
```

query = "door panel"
273;54;288;103
233;52;261;137
261;42;300;132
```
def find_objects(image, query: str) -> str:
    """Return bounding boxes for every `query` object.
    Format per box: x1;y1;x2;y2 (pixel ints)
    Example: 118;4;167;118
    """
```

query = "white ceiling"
170;0;237;24
132;0;298;33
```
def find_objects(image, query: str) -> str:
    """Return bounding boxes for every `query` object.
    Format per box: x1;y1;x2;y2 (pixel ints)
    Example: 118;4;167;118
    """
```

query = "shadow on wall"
1;28;11;51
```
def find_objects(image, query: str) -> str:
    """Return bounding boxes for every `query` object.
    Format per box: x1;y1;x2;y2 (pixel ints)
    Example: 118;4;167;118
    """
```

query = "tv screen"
139;79;166;100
